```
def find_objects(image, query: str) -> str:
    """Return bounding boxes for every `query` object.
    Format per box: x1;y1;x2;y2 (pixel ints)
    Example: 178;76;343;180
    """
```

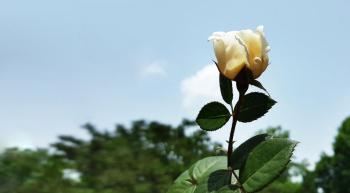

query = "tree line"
1;117;349;193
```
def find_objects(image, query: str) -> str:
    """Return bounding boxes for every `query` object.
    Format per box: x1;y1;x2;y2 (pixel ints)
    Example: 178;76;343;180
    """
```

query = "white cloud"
180;65;251;147
181;65;221;111
141;61;167;78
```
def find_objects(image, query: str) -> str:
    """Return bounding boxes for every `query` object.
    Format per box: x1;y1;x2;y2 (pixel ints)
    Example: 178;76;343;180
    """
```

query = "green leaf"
250;80;269;96
237;92;276;123
167;156;235;193
196;102;231;131
239;138;298;193
220;74;233;104
230;134;269;170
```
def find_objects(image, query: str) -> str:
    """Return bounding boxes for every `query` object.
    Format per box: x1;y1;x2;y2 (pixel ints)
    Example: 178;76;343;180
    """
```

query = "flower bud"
209;26;270;80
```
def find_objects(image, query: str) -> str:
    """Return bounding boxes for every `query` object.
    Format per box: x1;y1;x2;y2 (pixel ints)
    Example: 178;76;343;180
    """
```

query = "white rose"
208;26;270;80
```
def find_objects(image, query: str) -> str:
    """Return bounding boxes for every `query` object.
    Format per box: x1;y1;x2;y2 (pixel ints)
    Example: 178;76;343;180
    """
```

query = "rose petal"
209;32;248;79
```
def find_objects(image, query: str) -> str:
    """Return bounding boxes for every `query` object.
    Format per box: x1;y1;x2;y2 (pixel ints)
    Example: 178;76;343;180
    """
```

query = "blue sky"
1;0;350;166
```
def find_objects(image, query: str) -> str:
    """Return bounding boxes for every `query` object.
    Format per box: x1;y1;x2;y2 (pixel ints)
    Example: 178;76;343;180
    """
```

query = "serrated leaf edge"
242;141;298;193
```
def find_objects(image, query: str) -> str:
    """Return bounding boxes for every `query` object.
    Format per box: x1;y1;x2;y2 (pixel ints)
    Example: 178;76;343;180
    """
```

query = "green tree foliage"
53;120;218;193
0;120;218;193
0;148;49;193
0;121;321;193
0;148;84;193
315;116;350;193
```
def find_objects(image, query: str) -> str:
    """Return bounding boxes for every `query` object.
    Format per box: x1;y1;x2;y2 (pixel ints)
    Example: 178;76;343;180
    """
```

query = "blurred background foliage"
1;117;350;193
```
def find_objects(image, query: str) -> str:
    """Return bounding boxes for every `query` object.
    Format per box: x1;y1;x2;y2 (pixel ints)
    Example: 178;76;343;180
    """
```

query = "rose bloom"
209;26;270;80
